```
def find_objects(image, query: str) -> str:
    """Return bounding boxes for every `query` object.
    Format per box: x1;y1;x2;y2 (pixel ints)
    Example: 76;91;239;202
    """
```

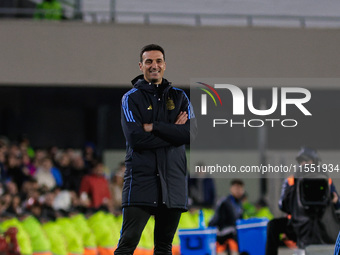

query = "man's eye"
145;60;152;64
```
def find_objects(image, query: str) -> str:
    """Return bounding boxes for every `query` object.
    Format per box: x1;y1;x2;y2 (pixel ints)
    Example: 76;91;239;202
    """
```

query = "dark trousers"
265;217;297;255
114;205;182;255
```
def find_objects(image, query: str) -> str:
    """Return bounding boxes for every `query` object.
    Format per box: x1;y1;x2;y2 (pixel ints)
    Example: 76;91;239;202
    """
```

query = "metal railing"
114;11;340;28
2;7;340;28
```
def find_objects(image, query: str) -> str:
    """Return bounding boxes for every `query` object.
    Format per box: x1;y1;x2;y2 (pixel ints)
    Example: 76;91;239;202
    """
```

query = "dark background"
0;86;127;154
0;86;339;152
191;88;340;150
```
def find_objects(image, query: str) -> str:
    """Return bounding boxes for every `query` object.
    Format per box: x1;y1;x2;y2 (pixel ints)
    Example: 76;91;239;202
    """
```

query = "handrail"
117;11;340;27
1;8;340;28
59;0;75;8
0;8;62;16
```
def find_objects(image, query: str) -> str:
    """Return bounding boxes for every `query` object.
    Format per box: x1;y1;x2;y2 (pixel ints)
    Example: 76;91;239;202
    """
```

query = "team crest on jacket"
147;105;152;110
167;98;175;110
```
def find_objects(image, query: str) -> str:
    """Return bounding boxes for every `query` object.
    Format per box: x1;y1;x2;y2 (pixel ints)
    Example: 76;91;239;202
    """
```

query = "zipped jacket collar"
131;75;172;93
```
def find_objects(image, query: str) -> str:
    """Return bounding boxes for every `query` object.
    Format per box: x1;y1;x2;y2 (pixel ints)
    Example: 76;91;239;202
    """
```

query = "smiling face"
139;50;166;84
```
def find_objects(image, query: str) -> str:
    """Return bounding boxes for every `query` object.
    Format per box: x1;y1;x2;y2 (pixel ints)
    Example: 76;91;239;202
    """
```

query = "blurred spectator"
241;193;257;219
69;190;89;211
40;190;57;221
20;178;39;202
52;187;72;211
22;153;36;176
209;179;245;244
0;193;12;214
19;209;52;255
56;152;73;190
0;183;4;197
66;154;86;192
7;194;22;216
65;148;75;159
188;164;216;208
8;144;21;159
5;181;19;196
33;149;48;169
26;198;42;220
18;135;35;159
242;195;274;220
79;161;112;211
83;142;98;172
0;138;119;225
5;153;29;190
0;142;8;181
34;157;62;191
34;0;63;20
109;162;125;214
254;198;274;220
0;137;10;149
47;146;59;166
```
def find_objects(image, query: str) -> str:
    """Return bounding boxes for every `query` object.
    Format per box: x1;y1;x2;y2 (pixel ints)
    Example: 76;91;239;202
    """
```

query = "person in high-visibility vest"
87;211;116;255
1;213;33;255
20;212;52;255
55;213;84;255
42;220;68;255
69;211;97;255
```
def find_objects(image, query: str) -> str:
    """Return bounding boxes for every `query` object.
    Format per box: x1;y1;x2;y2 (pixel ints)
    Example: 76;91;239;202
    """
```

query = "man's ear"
139;62;142;71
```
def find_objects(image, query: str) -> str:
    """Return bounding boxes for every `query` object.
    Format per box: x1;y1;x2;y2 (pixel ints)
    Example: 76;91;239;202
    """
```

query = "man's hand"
143;111;187;132
332;192;339;204
175;111;188;125
143;123;153;132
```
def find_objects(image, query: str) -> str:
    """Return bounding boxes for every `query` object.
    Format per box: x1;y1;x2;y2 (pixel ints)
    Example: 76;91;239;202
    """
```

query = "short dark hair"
296;146;319;164
231;179;244;186
140;44;165;62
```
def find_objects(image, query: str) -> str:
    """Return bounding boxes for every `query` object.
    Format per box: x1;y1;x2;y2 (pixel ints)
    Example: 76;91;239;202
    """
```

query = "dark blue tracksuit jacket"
121;75;197;211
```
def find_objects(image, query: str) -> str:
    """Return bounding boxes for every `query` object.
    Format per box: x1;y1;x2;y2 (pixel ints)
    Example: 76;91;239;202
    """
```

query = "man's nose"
151;61;158;69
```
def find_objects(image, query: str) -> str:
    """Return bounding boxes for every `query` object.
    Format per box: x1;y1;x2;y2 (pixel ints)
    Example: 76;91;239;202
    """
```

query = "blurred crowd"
0;135;276;255
0;135;273;223
0;136;125;222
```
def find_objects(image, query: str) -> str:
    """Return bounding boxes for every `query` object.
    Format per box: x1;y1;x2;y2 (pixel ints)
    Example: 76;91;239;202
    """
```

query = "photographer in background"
266;147;340;255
